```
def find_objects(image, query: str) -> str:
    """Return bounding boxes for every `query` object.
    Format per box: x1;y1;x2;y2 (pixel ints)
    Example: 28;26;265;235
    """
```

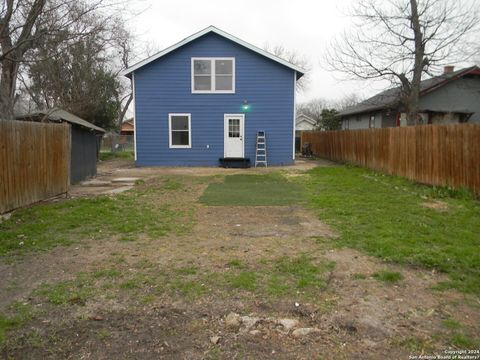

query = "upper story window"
192;58;235;93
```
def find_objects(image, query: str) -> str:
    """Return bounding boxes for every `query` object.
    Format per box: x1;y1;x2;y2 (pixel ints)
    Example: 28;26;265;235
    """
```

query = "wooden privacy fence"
301;124;480;194
0;120;71;214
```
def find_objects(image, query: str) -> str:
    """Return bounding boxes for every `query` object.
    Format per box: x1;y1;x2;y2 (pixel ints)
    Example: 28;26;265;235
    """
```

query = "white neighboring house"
295;113;317;133
295;113;318;152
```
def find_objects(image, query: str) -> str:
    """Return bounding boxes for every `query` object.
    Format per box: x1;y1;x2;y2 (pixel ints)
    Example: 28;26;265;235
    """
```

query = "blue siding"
134;32;295;166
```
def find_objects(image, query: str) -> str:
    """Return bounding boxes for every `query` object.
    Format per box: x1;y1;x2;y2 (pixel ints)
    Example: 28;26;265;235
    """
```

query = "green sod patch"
199;173;304;206
306;166;480;294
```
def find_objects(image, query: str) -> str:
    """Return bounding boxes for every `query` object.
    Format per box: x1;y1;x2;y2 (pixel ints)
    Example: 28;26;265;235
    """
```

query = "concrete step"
111;177;140;184
80;179;112;187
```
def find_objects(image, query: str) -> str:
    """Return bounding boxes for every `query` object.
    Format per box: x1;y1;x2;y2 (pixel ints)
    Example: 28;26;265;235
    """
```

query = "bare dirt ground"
69;158;334;197
1;159;479;359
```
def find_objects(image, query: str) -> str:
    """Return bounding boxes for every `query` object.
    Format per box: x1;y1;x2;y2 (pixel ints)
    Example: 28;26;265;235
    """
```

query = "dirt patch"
322;249;470;342
422;200;449;211
1;304;360;360
68;158;326;198
1;164;479;359
189;205;337;267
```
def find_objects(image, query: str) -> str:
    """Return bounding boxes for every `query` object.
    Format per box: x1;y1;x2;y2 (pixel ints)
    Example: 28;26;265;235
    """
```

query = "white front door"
224;114;244;158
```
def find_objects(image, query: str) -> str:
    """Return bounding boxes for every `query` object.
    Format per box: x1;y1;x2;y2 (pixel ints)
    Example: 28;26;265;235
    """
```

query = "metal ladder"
255;130;267;167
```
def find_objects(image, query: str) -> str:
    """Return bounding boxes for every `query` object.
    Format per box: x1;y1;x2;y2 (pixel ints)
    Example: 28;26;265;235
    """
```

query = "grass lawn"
199;173;304;206
305;166;480;294
18;254;333;307
99;151;134;161
0;179;191;257
1;166;480;356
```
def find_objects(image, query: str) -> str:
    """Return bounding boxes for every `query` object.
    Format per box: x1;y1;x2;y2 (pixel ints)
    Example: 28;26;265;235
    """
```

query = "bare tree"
114;35;161;129
326;0;479;124
332;93;363;111
298;93;362;119
264;43;311;92
298;93;362;130
110;22;134;128
0;0;126;119
297;98;328;123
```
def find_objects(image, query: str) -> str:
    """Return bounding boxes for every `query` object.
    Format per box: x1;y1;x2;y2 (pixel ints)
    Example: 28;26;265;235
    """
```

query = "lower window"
169;113;191;148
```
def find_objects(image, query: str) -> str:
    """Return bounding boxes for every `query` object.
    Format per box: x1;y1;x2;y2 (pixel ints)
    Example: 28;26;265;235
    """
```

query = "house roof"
16;108;106;133
121;26;305;79
296;113;317;126
339;65;480;117
121;118;134;132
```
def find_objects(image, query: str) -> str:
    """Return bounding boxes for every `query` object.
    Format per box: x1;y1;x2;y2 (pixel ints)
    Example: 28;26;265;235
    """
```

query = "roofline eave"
120;25;305;78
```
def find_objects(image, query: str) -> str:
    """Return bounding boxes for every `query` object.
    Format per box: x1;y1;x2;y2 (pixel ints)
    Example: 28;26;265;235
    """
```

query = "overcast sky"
125;0;478;104
125;0;396;104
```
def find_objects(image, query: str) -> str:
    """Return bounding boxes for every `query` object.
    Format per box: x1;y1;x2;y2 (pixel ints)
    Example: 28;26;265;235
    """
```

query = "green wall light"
242;100;251;112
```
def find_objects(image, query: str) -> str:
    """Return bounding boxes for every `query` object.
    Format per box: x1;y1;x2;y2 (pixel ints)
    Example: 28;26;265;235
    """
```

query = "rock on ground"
291;328;321;338
210;336;221;345
225;312;241;328
241;316;260;330
277;318;299;331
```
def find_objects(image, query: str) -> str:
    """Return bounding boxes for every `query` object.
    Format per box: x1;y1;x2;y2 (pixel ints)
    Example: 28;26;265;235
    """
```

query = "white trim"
132;73;137;161
121;26;305;77
191;57;235;94
293;71;296;160
168;113;192;149
223;114;245;158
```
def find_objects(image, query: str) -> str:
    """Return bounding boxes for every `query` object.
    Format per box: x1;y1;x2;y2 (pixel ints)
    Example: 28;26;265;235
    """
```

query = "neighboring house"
16;109;105;184
121;26;304;166
339;65;480;130
295;113;317;152
295;113;317;132
120;118;134;135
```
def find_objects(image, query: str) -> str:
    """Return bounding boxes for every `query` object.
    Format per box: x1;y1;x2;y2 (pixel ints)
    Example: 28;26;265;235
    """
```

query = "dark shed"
16;109;105;184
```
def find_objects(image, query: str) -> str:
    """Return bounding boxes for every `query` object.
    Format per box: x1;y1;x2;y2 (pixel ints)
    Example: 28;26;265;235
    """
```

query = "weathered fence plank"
301;124;480;194
0;120;70;214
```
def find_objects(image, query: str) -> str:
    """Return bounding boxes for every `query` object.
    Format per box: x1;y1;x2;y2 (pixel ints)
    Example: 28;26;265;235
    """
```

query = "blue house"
122;26;304;167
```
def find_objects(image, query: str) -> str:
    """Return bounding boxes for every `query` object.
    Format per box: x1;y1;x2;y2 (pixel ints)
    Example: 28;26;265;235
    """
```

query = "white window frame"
191;57;235;94
168;113;192;149
369;114;375;128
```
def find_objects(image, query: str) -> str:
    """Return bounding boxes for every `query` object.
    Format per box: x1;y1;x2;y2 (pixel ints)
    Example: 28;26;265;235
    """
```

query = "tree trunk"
0;0;46;119
118;92;133;129
0;57;18;119
407;0;425;125
0;22;17;119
